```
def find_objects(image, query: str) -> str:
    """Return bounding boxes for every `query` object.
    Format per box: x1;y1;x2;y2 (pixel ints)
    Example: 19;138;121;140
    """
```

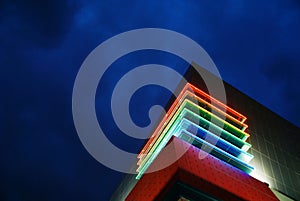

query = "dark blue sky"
1;0;300;200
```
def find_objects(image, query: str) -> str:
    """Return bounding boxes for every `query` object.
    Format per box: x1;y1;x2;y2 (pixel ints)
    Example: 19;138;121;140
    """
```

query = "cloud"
0;0;78;48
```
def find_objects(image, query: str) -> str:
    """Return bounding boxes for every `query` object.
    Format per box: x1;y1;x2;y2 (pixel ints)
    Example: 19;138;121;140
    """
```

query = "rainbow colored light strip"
136;83;254;179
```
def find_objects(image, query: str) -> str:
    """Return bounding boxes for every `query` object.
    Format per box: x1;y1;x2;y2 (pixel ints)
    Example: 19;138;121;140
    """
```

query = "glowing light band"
138;85;248;159
136;116;253;179
136;83;253;179
139;100;251;164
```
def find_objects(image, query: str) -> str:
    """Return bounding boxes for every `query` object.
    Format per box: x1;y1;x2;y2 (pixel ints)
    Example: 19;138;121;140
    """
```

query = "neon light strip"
140;95;249;162
187;83;247;122
177;118;253;163
137;105;251;170
181;99;249;140
138;85;248;159
178;130;254;173
136;117;253;179
139;100;251;164
136;83;252;179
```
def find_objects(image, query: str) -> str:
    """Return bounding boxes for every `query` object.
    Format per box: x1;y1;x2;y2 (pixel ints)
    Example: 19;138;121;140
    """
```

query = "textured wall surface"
126;137;279;201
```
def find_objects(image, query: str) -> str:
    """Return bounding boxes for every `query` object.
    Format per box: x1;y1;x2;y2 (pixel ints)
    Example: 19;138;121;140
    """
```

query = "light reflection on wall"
250;157;274;188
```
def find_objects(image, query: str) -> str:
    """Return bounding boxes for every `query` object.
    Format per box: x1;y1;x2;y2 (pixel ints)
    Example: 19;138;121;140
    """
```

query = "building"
111;63;300;201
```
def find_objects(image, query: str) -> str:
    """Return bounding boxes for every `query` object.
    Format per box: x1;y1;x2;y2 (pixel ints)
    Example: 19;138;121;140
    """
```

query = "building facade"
111;63;299;201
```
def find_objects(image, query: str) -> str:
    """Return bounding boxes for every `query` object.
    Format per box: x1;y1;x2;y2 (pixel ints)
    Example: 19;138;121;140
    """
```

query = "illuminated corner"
136;83;254;179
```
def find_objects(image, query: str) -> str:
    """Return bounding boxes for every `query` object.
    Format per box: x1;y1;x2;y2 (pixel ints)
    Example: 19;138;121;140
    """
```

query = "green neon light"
182;98;249;140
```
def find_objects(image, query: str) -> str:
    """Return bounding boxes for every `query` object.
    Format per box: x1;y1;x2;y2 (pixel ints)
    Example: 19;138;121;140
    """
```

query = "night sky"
1;0;300;200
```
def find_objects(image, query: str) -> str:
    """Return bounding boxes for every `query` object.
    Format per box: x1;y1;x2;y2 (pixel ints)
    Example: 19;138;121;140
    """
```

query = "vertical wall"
185;63;300;200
